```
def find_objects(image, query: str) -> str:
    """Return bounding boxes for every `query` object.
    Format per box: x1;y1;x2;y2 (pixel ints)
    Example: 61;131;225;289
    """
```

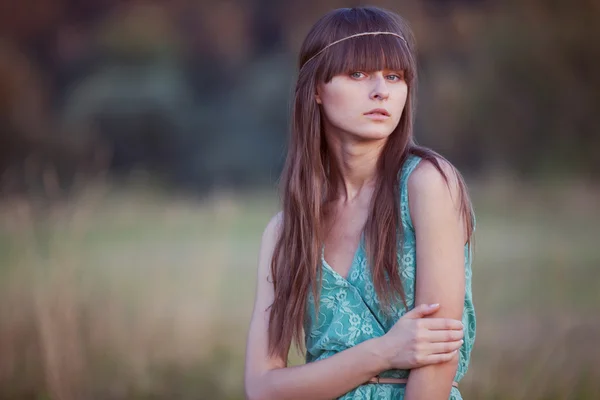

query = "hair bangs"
316;34;414;83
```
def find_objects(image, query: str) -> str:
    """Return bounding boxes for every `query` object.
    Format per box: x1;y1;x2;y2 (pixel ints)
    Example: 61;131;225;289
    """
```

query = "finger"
423;350;459;365
425;329;464;343
420;318;464;331
402;303;440;319
427;340;464;355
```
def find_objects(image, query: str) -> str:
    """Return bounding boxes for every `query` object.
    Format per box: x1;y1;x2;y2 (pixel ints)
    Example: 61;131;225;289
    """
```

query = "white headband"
300;31;407;70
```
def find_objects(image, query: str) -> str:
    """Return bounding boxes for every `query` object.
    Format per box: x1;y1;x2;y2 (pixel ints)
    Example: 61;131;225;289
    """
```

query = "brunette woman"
245;6;475;400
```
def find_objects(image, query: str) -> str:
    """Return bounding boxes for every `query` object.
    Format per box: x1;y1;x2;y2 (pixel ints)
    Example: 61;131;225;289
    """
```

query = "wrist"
365;336;392;372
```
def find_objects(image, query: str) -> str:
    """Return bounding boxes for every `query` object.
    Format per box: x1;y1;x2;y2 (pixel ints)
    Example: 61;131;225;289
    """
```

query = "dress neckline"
321;231;365;281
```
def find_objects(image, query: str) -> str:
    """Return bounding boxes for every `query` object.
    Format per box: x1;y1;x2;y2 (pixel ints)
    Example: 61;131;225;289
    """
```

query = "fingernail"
460;340;464;344
429;303;439;308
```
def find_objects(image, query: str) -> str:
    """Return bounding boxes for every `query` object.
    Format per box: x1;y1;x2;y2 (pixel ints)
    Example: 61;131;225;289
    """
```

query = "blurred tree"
0;40;101;197
448;0;600;177
61;3;195;185
1;0;598;195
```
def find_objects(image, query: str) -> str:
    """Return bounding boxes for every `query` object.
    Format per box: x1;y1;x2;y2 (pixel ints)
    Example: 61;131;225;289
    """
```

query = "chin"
351;129;394;141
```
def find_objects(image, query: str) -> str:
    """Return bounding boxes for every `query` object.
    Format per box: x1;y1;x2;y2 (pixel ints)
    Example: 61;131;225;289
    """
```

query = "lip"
364;108;391;118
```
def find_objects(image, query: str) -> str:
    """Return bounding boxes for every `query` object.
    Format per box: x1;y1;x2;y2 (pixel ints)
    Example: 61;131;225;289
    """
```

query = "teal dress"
304;155;476;400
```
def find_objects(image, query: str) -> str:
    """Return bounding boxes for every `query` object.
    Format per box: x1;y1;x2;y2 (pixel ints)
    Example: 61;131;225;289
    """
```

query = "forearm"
246;337;388;400
404;358;459;400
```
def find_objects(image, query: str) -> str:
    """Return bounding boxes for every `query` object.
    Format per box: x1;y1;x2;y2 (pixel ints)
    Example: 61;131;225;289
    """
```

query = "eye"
386;73;404;81
349;71;366;79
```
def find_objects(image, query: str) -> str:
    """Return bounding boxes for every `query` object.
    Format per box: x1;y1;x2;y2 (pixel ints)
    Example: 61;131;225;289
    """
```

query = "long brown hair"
268;7;474;359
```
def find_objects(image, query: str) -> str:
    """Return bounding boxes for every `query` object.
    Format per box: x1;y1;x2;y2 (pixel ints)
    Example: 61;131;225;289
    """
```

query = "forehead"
316;34;413;83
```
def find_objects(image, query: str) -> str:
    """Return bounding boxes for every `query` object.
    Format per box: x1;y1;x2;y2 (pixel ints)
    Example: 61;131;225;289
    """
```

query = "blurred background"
0;0;599;399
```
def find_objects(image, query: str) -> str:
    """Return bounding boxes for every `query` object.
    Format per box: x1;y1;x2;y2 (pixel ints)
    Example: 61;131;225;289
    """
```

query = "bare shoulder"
408;157;462;209
262;211;283;247
257;211;284;276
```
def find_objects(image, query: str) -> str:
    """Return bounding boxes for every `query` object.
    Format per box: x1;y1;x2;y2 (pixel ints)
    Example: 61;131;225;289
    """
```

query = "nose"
369;74;390;101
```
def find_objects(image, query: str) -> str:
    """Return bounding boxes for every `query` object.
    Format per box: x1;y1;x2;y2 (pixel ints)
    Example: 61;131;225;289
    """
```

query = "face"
315;69;408;141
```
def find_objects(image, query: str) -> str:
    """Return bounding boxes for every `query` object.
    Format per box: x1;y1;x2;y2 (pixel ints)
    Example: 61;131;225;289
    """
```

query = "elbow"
245;388;276;400
244;379;263;400
244;384;261;400
244;388;262;400
244;374;273;400
245;387;266;400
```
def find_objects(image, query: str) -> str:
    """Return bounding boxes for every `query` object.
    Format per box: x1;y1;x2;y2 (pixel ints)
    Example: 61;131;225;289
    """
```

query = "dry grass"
0;179;598;399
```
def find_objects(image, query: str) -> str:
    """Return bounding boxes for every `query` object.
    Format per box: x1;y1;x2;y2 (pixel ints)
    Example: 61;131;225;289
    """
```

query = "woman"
244;6;475;400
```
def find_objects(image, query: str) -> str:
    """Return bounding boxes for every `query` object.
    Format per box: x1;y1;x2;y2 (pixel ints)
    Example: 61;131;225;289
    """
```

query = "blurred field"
0;179;599;400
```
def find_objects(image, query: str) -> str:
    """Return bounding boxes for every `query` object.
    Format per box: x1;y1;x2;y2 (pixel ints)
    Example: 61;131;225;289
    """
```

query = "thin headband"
300;31;407;70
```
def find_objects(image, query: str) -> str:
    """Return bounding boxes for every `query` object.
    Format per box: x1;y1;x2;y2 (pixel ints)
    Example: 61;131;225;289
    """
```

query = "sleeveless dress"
304;155;476;400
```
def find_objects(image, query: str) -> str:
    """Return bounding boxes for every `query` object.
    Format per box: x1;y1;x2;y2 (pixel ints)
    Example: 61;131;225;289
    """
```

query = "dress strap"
399;154;423;231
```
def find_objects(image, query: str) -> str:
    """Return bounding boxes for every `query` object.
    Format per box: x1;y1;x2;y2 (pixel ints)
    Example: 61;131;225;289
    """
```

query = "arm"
404;160;468;400
244;213;464;400
244;213;389;400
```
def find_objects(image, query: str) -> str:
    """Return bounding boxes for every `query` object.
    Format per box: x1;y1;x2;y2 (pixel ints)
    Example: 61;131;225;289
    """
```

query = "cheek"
392;86;409;118
319;87;359;121
394;84;408;104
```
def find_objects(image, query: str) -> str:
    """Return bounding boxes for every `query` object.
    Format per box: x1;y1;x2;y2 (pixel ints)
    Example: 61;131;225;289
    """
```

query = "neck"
325;130;387;203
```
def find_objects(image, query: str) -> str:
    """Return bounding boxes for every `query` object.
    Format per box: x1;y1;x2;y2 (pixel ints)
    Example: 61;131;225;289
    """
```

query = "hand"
376;303;463;370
